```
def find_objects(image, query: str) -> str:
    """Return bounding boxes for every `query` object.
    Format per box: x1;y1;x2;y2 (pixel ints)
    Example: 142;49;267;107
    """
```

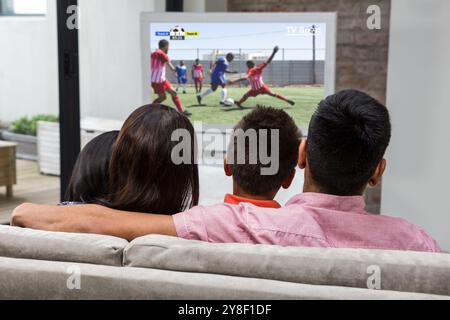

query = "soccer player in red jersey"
151;40;191;116
230;46;295;108
191;59;204;94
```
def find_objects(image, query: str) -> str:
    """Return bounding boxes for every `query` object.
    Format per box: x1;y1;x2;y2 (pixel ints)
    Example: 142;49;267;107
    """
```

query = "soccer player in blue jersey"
197;53;237;105
175;61;188;94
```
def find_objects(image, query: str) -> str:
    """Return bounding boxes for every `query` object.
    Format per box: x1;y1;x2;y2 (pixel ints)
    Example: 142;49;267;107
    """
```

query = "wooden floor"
0;160;59;224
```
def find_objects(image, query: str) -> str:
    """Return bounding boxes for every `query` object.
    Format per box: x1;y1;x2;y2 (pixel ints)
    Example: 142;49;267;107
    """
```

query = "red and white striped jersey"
247;63;267;90
151;49;170;83
192;64;204;78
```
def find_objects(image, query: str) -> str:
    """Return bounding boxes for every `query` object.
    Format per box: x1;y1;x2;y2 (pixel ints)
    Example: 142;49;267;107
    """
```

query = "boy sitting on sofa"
223;106;301;209
11;90;440;252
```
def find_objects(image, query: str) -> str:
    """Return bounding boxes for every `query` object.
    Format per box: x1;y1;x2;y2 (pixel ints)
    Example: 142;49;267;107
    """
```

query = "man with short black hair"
306;89;391;196
12;90;441;252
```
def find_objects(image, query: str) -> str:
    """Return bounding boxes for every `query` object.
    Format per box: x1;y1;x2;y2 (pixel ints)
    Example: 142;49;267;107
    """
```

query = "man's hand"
229;77;248;86
10;203;177;241
11;203;95;233
266;46;280;65
167;61;176;72
11;203;36;227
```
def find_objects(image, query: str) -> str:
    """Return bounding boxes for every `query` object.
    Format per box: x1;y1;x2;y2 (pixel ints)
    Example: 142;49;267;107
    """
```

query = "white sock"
183;83;187;92
200;88;214;98
221;88;228;102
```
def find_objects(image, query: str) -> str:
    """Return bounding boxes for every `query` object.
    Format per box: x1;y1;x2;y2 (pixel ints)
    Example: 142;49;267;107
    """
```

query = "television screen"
141;13;336;128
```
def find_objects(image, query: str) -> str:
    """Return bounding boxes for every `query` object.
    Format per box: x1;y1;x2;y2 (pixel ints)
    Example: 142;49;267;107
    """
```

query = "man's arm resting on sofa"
10;203;177;241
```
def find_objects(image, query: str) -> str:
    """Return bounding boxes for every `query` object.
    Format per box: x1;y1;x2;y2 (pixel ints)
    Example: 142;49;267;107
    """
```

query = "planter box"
37;121;60;176
0;130;38;161
37;118;124;176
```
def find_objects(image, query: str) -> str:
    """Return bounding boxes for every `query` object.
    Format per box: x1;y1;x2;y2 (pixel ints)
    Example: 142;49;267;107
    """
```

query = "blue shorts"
177;77;187;84
211;74;226;87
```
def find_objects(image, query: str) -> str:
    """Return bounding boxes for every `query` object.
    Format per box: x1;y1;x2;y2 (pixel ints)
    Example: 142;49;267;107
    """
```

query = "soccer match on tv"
148;22;326;127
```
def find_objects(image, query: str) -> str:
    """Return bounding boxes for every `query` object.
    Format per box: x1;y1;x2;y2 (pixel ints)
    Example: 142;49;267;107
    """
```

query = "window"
0;0;46;16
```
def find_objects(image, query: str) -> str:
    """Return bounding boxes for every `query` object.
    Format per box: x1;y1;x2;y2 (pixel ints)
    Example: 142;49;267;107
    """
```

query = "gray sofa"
0;225;449;300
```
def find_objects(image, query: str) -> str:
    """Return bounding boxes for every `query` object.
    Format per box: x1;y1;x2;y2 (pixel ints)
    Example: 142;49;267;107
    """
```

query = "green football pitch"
153;86;325;128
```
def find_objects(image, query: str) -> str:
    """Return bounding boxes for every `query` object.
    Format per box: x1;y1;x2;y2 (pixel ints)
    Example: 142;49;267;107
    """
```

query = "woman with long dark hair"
65;131;119;204
106;104;199;214
65;104;199;215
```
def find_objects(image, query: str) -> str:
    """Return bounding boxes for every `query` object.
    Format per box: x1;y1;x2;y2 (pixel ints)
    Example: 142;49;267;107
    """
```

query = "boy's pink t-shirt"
172;192;440;252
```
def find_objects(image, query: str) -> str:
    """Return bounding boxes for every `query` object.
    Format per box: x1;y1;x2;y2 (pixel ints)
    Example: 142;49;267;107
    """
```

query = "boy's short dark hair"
246;60;255;68
307;89;391;196
159;40;169;49
228;106;301;196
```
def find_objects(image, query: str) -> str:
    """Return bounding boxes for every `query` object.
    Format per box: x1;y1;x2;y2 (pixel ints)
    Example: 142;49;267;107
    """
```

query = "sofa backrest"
0;225;128;266
123;235;450;296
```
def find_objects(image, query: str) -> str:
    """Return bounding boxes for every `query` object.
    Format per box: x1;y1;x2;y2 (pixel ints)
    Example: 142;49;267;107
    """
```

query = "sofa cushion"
0;256;448;300
123;235;450;296
0;225;128;266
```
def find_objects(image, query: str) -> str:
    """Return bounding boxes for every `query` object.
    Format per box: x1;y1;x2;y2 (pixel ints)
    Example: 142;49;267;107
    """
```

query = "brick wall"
228;0;391;213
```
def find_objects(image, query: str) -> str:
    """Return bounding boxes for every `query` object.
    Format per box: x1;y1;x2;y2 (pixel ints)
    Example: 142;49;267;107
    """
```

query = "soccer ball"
223;98;235;106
